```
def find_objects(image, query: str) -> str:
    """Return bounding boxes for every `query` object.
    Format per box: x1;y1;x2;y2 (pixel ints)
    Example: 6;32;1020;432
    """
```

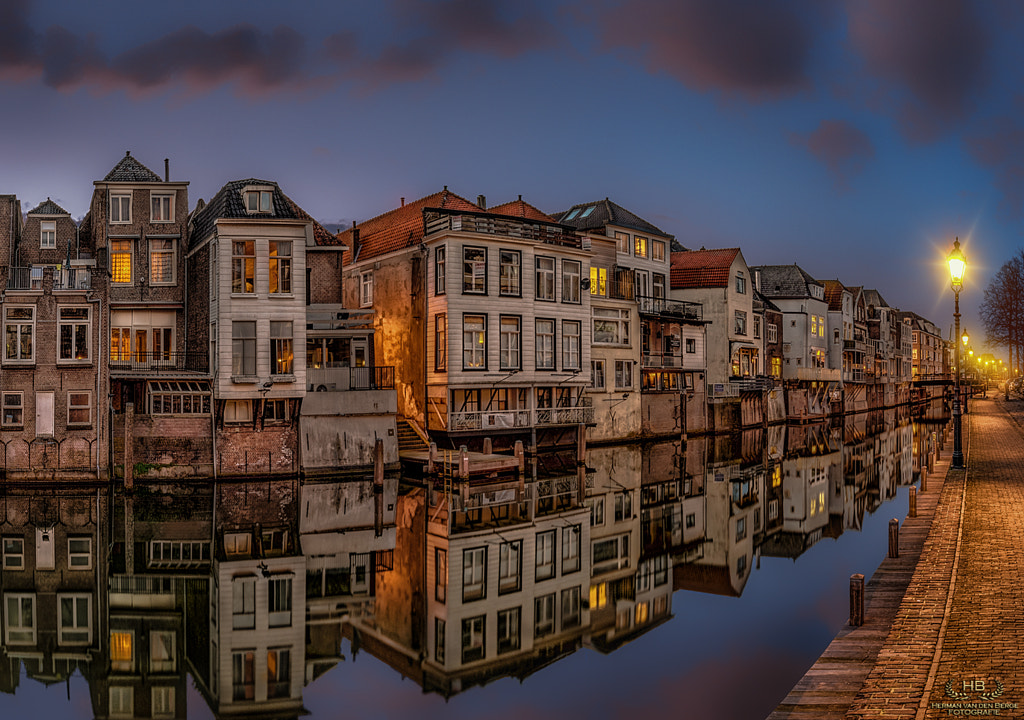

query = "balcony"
110;351;208;375
449;401;594;432
307;365;395;391
424;209;581;248
642;352;682;368
636;295;703;321
7;266;91;291
707;377;775;398
785;366;842;382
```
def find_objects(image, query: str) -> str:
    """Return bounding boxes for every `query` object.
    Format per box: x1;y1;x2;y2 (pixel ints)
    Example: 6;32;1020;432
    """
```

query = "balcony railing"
110;351;208;374
7;266;91;291
449;402;594;431
636;295;703;321
707;376;775;398
424;209;581;248
307;365;395;391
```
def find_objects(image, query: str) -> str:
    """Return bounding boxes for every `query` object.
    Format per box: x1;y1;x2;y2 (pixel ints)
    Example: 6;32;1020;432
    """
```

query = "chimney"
164;159;169;182
400;197;405;207
351;222;360;260
477;194;487;210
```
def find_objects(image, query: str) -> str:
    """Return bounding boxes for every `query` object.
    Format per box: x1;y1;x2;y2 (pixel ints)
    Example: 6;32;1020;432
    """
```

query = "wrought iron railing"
636;295;703;320
110;351;208;374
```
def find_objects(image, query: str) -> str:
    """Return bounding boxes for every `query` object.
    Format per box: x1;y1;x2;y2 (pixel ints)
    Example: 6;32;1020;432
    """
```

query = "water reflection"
0;403;946;717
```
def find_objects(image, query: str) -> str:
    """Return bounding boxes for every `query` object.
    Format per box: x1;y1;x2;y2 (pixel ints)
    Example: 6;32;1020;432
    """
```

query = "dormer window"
245;190;273;213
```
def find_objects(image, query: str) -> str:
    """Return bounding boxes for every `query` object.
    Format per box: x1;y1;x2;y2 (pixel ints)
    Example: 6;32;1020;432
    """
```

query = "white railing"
449;405;593;431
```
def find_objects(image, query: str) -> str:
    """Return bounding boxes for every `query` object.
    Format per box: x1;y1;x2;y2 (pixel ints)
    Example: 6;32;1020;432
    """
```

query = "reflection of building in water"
186;480;306;718
0;490;105;699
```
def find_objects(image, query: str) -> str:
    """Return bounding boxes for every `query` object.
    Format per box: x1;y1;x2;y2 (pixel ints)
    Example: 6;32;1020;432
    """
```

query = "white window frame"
536;318;555;370
535;529;555;581
67;391;92;428
2;392;24;426
498;540;521;594
232;321;257;377
463;547;486;602
463;246;487;294
499;316;521;371
561;585;581;629
562;525;581;574
40;220;56;249
461;615;485;663
499;249;521;296
245;189;273;213
152;686;175;718
109;686;133;718
534;593;555;638
2;536;24;569
593;307;630;346
150;193;174;223
562;320;581;371
435;246;446;295
110;193;131;224
58;306;91;363
634;236;648;258
496;607;521;655
268;576;293;627
360;271;373;307
57;594;92;645
652;240;666;261
4;306;35;362
615;359;633;390
224;400;252;423
590;359;605;390
110;239;133;284
614;231;630;254
232;241;255;294
734;310;747;336
535;256;555;301
149;238;176;285
232;576;256;629
5;593;36;644
561;259;581;303
463;314;487;370
68;536;92;568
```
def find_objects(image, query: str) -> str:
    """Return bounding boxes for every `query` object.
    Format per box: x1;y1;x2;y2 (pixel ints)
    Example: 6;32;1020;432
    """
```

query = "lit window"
267;648;291;699
149;239;175;285
463;315;486;370
110;630;134;671
68;392;92;427
232;241;255;293
271;321;293;375
634;236;648;258
151;193;173;222
58;307;90;361
4;307;34;361
110;194;131;223
110;240;132;283
40;220;56;249
590;266;607;296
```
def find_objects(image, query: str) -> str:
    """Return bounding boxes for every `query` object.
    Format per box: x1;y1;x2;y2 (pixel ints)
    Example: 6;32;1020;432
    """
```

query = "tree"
979;251;1024;380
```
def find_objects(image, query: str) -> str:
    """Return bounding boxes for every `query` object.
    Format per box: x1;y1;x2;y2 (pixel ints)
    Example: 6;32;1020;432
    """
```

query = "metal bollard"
909;486;917;518
888;518;899;558
850;574;865;626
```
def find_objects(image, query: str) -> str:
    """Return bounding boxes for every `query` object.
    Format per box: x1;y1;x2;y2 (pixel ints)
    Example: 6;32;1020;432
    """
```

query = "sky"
2;0;1023;354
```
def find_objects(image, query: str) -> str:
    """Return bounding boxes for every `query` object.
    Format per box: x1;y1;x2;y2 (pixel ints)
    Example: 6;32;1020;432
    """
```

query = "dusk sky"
3;0;1023;352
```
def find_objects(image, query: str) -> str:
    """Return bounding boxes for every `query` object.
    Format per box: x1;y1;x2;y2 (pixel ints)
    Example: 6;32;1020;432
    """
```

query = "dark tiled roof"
556;198;671;239
754;288;781;313
861;288;890;309
752;264;822;298
188;179;331;249
670;248;740;289
27;198;69;216
339;189;482;264
103;151;163;183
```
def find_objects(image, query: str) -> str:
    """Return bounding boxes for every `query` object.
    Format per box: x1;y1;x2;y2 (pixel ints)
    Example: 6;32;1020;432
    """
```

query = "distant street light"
948;238;966;469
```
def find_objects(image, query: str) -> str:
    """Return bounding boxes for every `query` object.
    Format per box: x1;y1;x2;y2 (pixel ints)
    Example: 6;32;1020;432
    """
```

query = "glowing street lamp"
948;238;966;469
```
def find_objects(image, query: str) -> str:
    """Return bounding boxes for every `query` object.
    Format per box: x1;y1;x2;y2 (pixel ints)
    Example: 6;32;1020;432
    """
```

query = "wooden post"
460;445;469;479
374;439;384;537
124;401;134;490
428;442;437;474
888;518;899;558
577;423;587;505
482;437;492;455
850;573;865;626
920;466;928;493
909;486;917;518
514;440;524;473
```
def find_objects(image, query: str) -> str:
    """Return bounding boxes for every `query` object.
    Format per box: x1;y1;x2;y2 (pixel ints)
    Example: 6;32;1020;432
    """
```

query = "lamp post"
948;238;966;469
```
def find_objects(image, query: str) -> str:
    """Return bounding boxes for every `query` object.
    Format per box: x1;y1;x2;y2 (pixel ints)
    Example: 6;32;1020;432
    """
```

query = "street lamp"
948;238;966;469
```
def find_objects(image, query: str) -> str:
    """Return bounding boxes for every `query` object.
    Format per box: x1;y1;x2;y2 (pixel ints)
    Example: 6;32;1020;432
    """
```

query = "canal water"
0;402;946;720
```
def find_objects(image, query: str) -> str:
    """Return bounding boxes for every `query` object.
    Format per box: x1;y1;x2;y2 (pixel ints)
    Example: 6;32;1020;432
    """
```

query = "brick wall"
308;248;345;304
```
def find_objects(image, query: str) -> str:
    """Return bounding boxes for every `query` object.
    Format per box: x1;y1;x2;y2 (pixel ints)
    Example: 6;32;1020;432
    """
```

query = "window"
771;357;782;377
463;547;486;602
736;516;747;541
534;593;555;638
634;236;648;258
435;548;447;602
264;399;287;423
232;241;255;293
360;271;373;307
152;687;174;718
68;536;91;568
269;241;291;294
500;250;521;296
561;586;581;629
615;360;633;390
4;307;33;361
463;314;487;370
435;246;446;295
818;315;826;337
224;400;252;423
462;615;485;663
536;530;556;581
148;381;211;415
3;392;23;426
148;540;210;567
562;260;581;303
590;266;607;296
614;231;630;254
40;220;56;249
109;687;133;718
652;240;666;261
4;594;35;644
245;190;273;213
225;532;251;556
268;577;293;627
111;240;132;283
592;534;630;574
497;607;521;654
463;247;487;294
435;618;446;662
811;314;818;337
2;537;23;569
562;320;581;371
232;650;255;701
59;307;90;361
110;630;134;671
500;316;521;370
614;492;632;522
435;314;447;371
267;648;291;699
590;360;606;390
151;193;173;222
536;257;555;300
685;338;697;354
271;321;293;375
110;194;131;223
735;310;747;335
67;392;91;427
150;631;175;672
499;540;521;594
232;321;256;377
536;319;555;370
593;308;629;345
754;316;762;339
587;496;605;526
653;273;665;298
736;272;746;294
562;525;580;574
768;323;778;344
232;577;256;629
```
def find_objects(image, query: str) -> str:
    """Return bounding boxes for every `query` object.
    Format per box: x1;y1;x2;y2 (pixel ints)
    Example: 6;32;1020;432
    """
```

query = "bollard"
888;518;899;558
909;486;917;518
850;573;865;626
428;442;437;474
482;437;492;455
920;468;927;493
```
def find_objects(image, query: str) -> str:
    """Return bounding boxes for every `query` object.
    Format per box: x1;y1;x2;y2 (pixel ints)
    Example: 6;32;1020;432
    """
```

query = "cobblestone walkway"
848;396;1024;719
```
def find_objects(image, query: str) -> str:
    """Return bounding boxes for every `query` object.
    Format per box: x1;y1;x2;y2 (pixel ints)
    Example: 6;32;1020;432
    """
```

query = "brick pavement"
847;396;1024;719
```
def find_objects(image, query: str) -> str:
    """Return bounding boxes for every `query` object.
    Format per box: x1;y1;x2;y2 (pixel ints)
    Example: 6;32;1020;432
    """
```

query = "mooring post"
909;486;917;518
514;440;524;474
428;442;437;474
888;518;899;558
920;466;928;493
460;445;469;479
482;437;492;455
850;573;865;626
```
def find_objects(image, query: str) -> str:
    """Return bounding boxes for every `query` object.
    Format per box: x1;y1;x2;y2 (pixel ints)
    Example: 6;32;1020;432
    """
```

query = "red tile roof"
340;189;482;263
670;248;740;289
488;198;557;222
822;279;847;312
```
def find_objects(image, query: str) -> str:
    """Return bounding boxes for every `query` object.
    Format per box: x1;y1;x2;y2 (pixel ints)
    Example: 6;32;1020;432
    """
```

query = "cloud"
0;0;36;80
846;0;989;142
593;0;824;100
965;115;1024;220
794;119;875;188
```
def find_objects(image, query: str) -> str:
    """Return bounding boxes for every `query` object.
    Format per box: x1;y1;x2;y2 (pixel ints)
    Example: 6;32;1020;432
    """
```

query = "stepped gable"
670;247;740;288
103;151;163;183
339;189;481;264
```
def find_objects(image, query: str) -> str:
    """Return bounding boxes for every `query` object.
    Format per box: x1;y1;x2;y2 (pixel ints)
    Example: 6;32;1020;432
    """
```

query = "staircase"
397;418;429;453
